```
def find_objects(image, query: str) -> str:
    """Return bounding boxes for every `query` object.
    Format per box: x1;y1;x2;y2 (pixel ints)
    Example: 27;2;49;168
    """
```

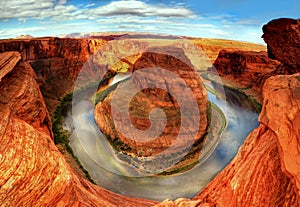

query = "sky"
0;0;299;43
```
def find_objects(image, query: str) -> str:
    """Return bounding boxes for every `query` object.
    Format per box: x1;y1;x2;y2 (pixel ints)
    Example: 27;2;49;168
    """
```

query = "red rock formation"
95;47;208;157
0;38;107;114
262;18;300;74
0;36;267;114
0;51;21;81
157;18;300;206
260;74;300;198
0;52;156;206
1;22;300;206
156;73;300;207
212;50;279;102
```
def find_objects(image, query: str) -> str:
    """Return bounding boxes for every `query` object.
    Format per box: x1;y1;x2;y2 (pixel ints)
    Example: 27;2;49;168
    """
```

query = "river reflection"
65;75;259;201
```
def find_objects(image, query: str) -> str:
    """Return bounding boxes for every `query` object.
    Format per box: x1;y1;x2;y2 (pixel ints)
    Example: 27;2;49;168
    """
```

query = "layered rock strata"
0;52;157;206
262;18;300;74
212;50;279;102
156;18;300;207
0;38;107;114
157;73;300;207
1;19;300;206
95;47;208;158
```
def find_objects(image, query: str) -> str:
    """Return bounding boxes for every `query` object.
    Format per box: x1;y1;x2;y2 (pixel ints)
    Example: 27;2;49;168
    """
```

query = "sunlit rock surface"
157;18;300;207
0;52;156;206
95;47;208;157
0;23;299;206
0;37;107;114
157;66;300;207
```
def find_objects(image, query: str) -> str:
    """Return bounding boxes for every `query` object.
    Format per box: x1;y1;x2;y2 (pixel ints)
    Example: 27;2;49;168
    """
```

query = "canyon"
212;50;280;103
157;18;300;206
0;18;299;206
94;47;208;159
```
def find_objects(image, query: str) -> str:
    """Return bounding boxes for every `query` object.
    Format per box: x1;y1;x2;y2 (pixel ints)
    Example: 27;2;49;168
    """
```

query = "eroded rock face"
213;50;279;102
260;74;300;198
156;18;300;206
262;18;300;74
2;24;300;206
156;74;300;207
0;38;107;114
95;47;208;157
0;52;51;135
0;52;156;207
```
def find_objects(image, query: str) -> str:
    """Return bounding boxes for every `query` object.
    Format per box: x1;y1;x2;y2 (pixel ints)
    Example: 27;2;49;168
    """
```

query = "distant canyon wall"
0;18;299;207
0;38;107;114
157;17;300;207
0;51;157;207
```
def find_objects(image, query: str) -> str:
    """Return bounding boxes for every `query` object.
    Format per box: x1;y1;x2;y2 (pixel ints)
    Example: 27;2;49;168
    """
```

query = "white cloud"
0;0;265;43
0;26;46;38
0;0;77;20
90;0;194;18
0;0;195;21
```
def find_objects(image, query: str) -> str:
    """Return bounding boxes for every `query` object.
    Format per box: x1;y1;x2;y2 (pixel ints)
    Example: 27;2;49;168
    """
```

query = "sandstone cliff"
212;50;279;102
1;20;300;206
157;73;300;207
0;52;157;206
95;47;208;160
0;38;107;114
156;18;300;207
262;18;300;74
0;36;267;114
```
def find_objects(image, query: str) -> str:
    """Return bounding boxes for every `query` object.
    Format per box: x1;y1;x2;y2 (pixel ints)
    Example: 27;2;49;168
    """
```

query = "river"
64;74;259;201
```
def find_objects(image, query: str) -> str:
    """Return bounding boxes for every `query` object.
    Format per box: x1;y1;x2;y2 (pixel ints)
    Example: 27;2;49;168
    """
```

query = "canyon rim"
0;0;300;206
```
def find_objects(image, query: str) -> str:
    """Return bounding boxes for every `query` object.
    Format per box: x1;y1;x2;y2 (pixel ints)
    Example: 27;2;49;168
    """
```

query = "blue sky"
0;0;299;43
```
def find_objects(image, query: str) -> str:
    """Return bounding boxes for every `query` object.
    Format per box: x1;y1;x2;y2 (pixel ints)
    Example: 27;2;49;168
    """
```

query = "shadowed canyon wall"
95;47;208;158
157;17;300;207
0;37;107;114
212;50;279;102
0;52;157;206
0;18;300;206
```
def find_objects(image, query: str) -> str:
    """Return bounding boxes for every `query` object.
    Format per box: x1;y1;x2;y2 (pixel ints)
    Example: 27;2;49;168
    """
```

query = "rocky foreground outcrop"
157;73;300;207
95;47;208;158
212;19;300;104
0;52;156;206
1;18;300;206
157;18;300;207
262;18;300;74
0;37;107;114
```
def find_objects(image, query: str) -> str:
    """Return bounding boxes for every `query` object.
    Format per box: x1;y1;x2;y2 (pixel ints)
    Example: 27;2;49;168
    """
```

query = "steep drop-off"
0;37;106;114
1;19;300;206
212;50;279;102
158;73;300;207
157;18;300;207
95;47;208;161
0;51;157;206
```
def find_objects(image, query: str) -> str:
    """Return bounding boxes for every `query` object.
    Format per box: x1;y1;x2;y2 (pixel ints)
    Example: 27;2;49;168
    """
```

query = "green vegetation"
52;93;96;184
201;72;262;113
105;134;134;153
158;101;227;176
91;77;130;105
204;84;217;96
91;82;119;105
247;95;262;113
